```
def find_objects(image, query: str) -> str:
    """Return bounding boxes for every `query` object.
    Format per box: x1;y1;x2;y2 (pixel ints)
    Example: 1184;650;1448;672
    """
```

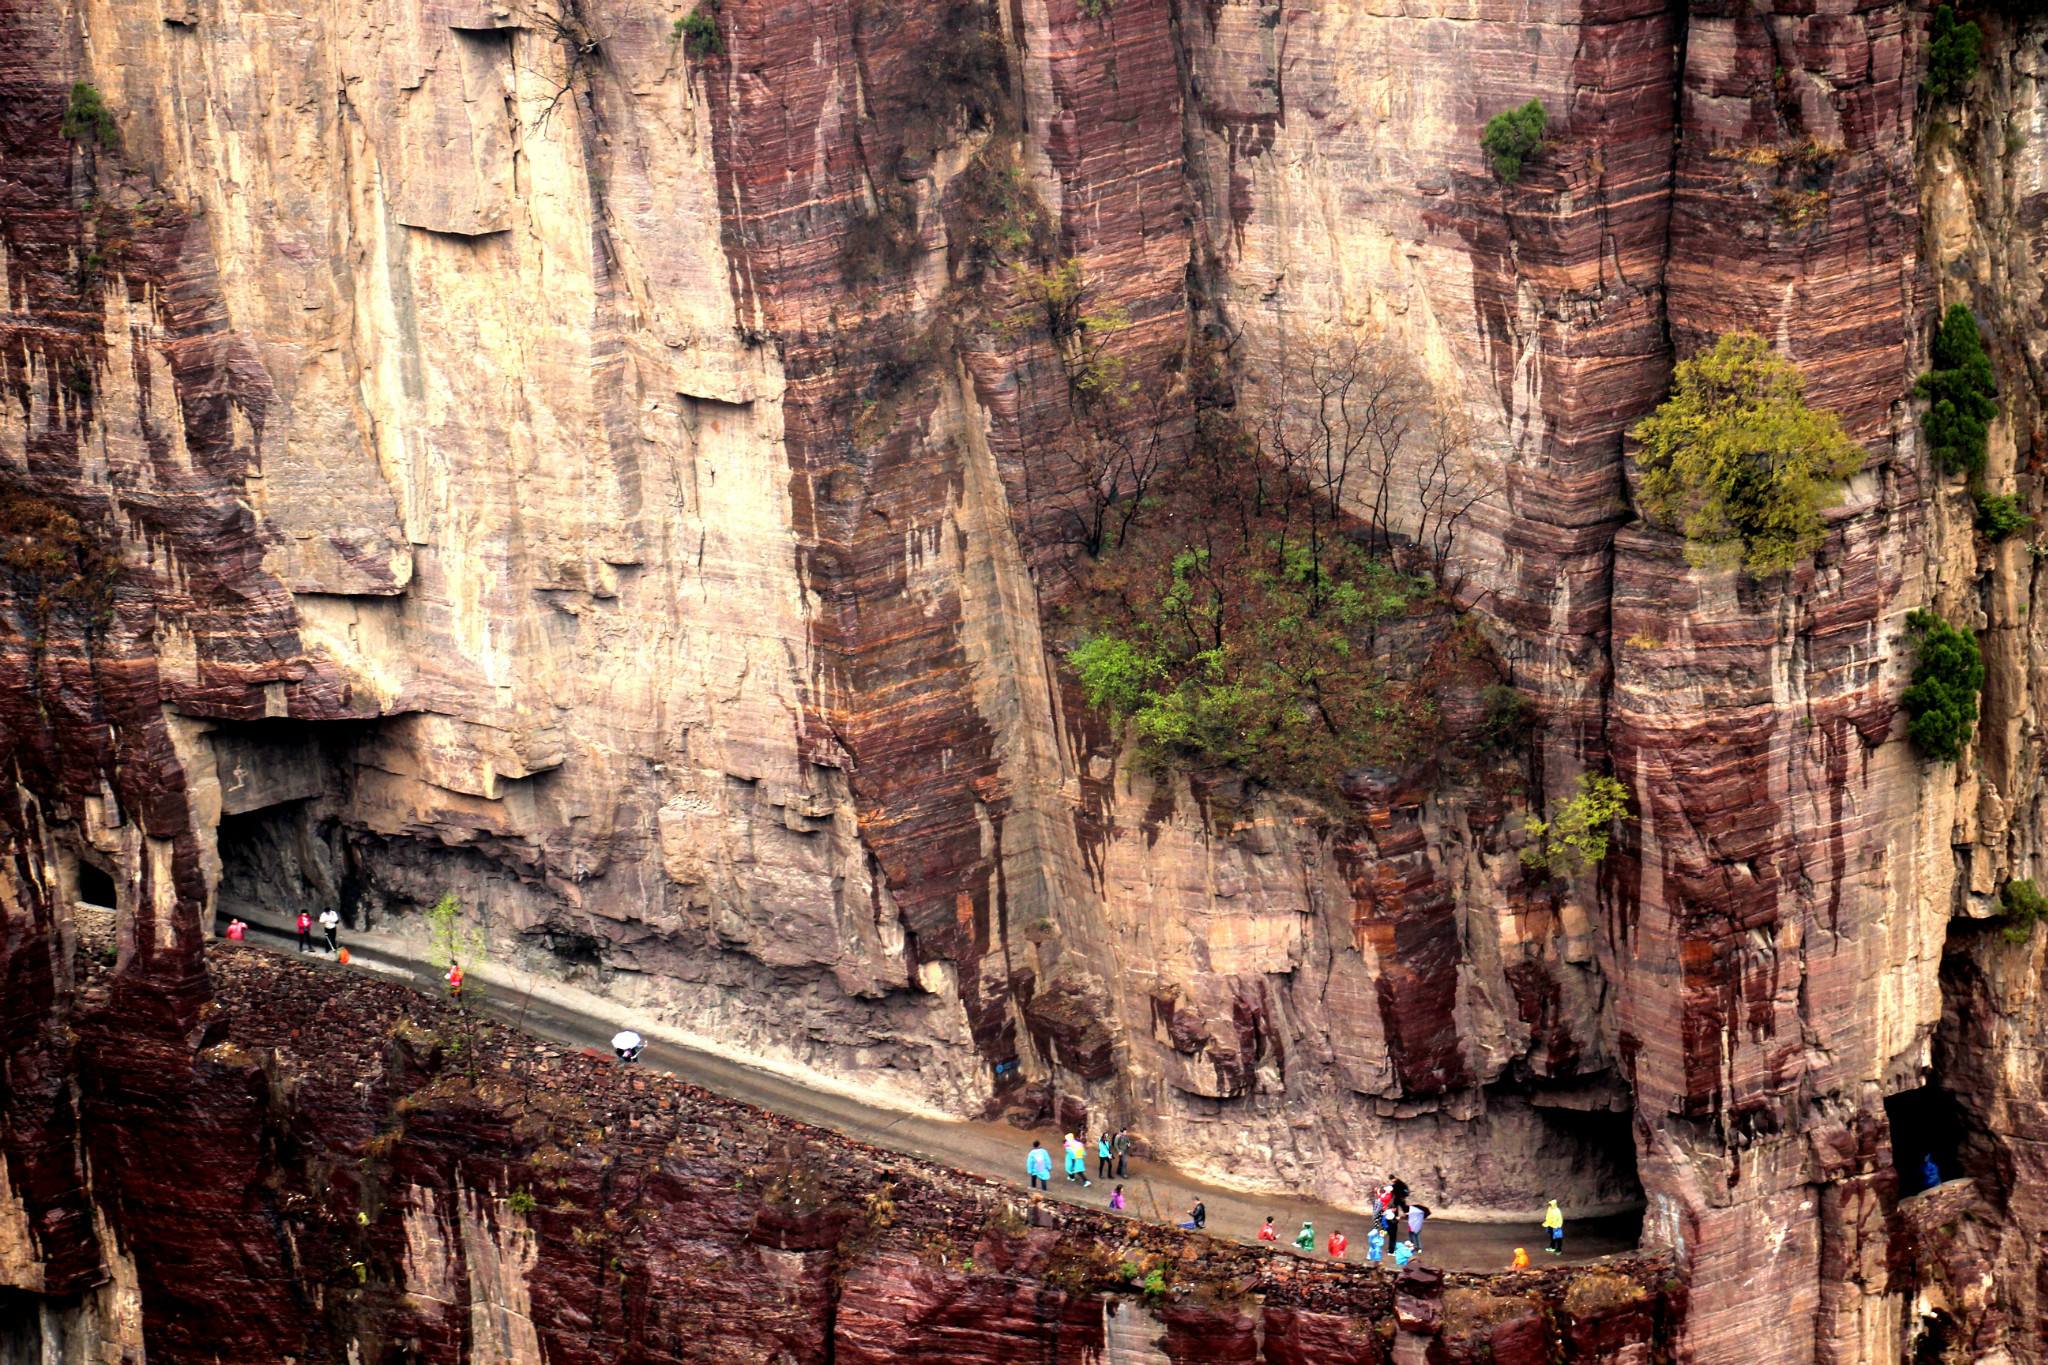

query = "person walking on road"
1112;1127;1131;1177
226;918;247;942
1366;1224;1386;1263
446;961;464;1005
1543;1199;1564;1255
1407;1203;1429;1251
295;911;312;952
1026;1141;1052;1190
1257;1216;1278;1242
1293;1220;1315;1251
1097;1131;1113;1180
1062;1134;1090;1187
1327;1229;1348;1260
1109;1185;1125;1212
319;907;340;953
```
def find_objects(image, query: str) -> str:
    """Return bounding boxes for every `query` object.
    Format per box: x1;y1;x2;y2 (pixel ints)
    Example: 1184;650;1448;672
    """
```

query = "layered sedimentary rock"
7;0;2048;1360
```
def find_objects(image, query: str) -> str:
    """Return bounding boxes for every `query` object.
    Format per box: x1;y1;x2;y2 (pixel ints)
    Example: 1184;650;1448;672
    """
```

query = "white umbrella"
611;1030;643;1053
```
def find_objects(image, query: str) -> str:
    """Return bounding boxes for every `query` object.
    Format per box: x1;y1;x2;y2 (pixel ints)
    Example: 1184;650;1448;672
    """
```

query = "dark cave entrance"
1886;1084;1965;1192
73;860;115;909
207;720;352;925
215;800;339;922
1531;1100;1646;1220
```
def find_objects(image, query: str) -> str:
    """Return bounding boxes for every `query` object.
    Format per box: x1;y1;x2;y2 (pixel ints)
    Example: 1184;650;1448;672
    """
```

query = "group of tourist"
1020;1137;1572;1269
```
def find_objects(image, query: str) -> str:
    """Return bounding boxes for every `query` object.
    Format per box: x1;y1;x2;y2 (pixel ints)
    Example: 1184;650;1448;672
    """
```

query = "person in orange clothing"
1327;1229;1349;1260
1511;1247;1530;1270
446;962;464;1003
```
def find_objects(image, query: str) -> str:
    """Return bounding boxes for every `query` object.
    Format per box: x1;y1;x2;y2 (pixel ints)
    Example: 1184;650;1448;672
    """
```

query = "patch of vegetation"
61;83;119;149
1563;1270;1650;1318
1015;259;1133;409
676;1;721;57
1630;331;1865;576
1997;878;2047;944
1772;187;1829;229
1060;327;1499;805
1079;0;1115;17
1481;99;1547;183
1520;772;1631;877
1974;491;2030;542
1479;684;1533;749
1915;303;1998;479
952;137;1052;272
908;1;1007;140
506;1189;539;1214
0;486;119;642
1923;5;1982;105
1902;608;1983;763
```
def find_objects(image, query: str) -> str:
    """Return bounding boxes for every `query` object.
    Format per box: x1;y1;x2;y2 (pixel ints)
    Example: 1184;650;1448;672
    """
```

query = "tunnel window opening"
75;860;116;909
215;800;339;924
1887;1084;1964;1192
1531;1102;1645;1216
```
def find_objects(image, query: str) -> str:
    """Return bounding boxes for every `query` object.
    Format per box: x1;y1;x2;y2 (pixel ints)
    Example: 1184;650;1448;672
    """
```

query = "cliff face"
5;0;2048;1359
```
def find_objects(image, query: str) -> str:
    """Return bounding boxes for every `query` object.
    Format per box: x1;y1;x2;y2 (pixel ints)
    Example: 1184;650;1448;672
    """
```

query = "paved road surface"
220;905;1641;1272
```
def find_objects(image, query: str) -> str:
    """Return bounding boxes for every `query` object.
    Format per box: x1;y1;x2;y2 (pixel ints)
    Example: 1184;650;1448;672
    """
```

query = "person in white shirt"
318;908;341;953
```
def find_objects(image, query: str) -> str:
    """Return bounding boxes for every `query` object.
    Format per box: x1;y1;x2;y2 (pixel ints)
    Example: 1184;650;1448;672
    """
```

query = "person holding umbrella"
612;1030;645;1062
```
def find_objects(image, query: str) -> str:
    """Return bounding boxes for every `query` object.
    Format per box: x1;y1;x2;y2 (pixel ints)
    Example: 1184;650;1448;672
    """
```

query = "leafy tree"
60;83;119;149
1630;332;1865;575
1998;878;2047;945
1916;303;1998;478
425;892;487;971
1974;490;2030;541
1481;100;1548;182
675;1;721;57
1520;773;1631;877
1070;634;1163;715
1902;609;1983;763
1923;5;1982;104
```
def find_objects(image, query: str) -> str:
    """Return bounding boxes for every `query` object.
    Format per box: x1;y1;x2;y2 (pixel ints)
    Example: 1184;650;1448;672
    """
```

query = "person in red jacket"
295;911;311;952
1257;1216;1278;1242
1327;1229;1349;1260
446;962;464;1004
225;918;247;942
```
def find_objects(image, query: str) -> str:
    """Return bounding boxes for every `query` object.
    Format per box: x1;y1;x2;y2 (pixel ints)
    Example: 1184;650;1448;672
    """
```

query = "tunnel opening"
1886;1084;1966;1193
216;800;341;923
73;860;115;909
1530;1099;1645;1219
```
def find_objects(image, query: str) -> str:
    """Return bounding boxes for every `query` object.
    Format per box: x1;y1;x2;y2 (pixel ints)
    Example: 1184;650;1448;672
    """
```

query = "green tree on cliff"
1481;100;1547;182
1916;303;1998;478
1923;6;1982;104
1902;609;1983;763
1520;773;1632;877
1630;332;1866;576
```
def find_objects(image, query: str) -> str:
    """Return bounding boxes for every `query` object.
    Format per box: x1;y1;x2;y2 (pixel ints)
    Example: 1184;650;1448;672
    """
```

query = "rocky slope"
5;0;2048;1360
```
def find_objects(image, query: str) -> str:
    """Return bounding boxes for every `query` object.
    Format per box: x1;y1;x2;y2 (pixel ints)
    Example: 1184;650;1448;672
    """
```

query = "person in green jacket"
1293;1220;1316;1250
1543;1199;1564;1255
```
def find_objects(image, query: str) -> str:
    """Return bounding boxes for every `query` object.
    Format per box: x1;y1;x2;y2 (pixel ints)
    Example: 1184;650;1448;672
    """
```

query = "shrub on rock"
1481;100;1547;182
1630;332;1865;576
1916;303;1998;479
1902;608;1983;763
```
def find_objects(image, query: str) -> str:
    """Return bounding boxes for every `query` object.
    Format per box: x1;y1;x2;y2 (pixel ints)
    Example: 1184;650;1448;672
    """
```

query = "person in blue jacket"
1922;1153;1941;1191
1026;1141;1052;1190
